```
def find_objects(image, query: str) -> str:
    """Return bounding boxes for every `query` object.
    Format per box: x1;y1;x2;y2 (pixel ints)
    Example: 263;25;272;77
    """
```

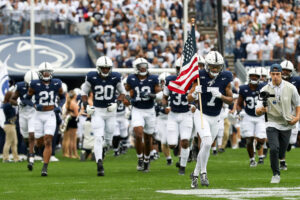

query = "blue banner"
0;35;92;75
242;60;280;68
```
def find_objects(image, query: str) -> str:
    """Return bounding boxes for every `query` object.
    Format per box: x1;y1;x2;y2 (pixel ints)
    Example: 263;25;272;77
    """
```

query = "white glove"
192;85;202;99
107;103;117;112
86;105;95;115
211;89;222;98
233;93;239;99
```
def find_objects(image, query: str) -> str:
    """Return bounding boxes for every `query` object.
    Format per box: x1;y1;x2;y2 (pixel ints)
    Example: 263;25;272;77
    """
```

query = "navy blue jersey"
16;81;28;101
126;74;159;109
86;71;121;108
30;79;62;106
289;76;300;92
239;83;264;116
165;75;189;113
199;70;233;116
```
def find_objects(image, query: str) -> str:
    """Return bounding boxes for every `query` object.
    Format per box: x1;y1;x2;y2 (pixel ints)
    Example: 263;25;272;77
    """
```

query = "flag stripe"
168;70;199;94
168;25;198;94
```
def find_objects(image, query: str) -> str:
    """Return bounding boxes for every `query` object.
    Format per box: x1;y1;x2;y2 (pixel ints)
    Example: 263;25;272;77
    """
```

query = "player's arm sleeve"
163;86;170;96
81;77;91;96
116;82;126;95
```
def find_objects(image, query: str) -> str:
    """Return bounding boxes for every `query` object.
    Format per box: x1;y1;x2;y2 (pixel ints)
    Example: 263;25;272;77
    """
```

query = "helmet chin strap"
139;71;147;76
249;80;258;85
209;71;219;77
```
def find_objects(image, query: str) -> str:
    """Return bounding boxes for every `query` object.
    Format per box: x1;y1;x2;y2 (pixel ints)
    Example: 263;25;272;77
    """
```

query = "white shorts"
167;111;193;146
217;118;225;138
194;109;221;140
290;122;299;144
240;113;266;139
91;107;116;144
113;114;129;138
76;115;87;139
19;106;36;138
157;116;168;144
131;107;156;134
34;110;57;139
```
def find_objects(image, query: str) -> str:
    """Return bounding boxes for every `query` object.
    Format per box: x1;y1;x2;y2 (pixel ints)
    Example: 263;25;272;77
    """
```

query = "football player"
125;57;161;172
260;67;269;84
112;78;129;156
279;60;300;170
155;72;171;164
81;56;125;176
162;58;193;175
189;51;233;188
23;62;65;176
10;70;39;171
237;68;266;167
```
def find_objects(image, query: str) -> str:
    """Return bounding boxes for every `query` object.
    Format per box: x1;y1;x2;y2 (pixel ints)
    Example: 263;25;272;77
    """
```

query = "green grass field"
0;148;300;200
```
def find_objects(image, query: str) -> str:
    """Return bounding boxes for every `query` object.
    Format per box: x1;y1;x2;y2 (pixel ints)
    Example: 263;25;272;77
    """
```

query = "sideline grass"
0;148;300;200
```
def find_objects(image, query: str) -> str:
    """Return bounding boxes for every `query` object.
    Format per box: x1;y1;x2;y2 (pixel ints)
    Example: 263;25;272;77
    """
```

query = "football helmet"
248;68;260;85
205;51;224;77
280;60;294;79
133;58;149;76
175;58;182;75
198;55;205;64
260;67;268;82
38;62;54;82
96;56;113;77
24;70;39;85
158;72;170;87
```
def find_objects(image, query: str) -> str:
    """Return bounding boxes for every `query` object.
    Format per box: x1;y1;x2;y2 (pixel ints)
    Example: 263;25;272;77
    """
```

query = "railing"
0;9;92;36
235;59;282;83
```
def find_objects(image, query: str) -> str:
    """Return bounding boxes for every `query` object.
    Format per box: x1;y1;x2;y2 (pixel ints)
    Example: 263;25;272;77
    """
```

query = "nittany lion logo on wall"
0;37;75;73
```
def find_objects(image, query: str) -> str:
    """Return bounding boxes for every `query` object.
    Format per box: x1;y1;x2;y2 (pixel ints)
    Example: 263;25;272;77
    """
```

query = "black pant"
266;127;291;176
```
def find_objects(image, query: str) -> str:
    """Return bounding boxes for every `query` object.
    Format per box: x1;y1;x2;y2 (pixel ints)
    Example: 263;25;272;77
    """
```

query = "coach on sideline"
255;64;300;184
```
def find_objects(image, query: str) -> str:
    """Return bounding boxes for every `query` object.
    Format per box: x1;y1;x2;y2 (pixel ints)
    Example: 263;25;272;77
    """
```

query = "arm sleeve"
81;79;91;96
163;86;170;96
116;82;126;95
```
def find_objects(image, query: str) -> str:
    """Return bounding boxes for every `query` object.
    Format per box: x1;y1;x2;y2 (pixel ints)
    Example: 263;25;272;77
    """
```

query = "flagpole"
191;18;204;129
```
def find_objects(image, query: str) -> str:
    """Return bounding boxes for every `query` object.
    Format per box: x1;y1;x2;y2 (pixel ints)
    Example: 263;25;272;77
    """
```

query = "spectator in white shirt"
268;25;280;46
246;37;260;60
260;39;273;61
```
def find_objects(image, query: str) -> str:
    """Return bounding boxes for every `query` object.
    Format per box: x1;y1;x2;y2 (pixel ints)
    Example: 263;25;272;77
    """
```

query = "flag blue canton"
183;26;197;66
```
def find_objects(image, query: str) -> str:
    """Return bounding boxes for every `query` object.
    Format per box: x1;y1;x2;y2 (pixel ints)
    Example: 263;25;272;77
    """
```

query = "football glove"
86;105;95;115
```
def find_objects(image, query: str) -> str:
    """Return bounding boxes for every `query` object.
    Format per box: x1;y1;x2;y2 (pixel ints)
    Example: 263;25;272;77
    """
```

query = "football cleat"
250;160;257;168
258;157;264;164
167;159;172;166
137;159;144;171
114;151;120;157
212;150;217;155
280;161;287;171
97;159;105;176
218;148;225;153
27;162;34;171
190;173;199;189
178;166;185;175
143;161;150;173
200;173;209;186
41;166;48;176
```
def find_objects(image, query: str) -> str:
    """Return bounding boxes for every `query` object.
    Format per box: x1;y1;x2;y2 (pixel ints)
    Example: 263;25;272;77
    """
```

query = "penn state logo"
0;37;75;73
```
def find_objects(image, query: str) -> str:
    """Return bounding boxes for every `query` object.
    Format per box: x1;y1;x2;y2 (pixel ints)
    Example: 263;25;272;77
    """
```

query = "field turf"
0;148;300;200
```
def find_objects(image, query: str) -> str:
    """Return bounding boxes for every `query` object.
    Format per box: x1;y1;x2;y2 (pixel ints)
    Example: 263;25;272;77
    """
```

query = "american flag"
168;25;199;94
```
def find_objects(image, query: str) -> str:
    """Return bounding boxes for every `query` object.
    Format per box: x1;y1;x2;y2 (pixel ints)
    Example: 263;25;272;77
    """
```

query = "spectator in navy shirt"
233;40;246;62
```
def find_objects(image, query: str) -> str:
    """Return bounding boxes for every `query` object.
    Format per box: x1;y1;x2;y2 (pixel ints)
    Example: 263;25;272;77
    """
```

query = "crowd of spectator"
1;0;300;71
219;0;300;71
